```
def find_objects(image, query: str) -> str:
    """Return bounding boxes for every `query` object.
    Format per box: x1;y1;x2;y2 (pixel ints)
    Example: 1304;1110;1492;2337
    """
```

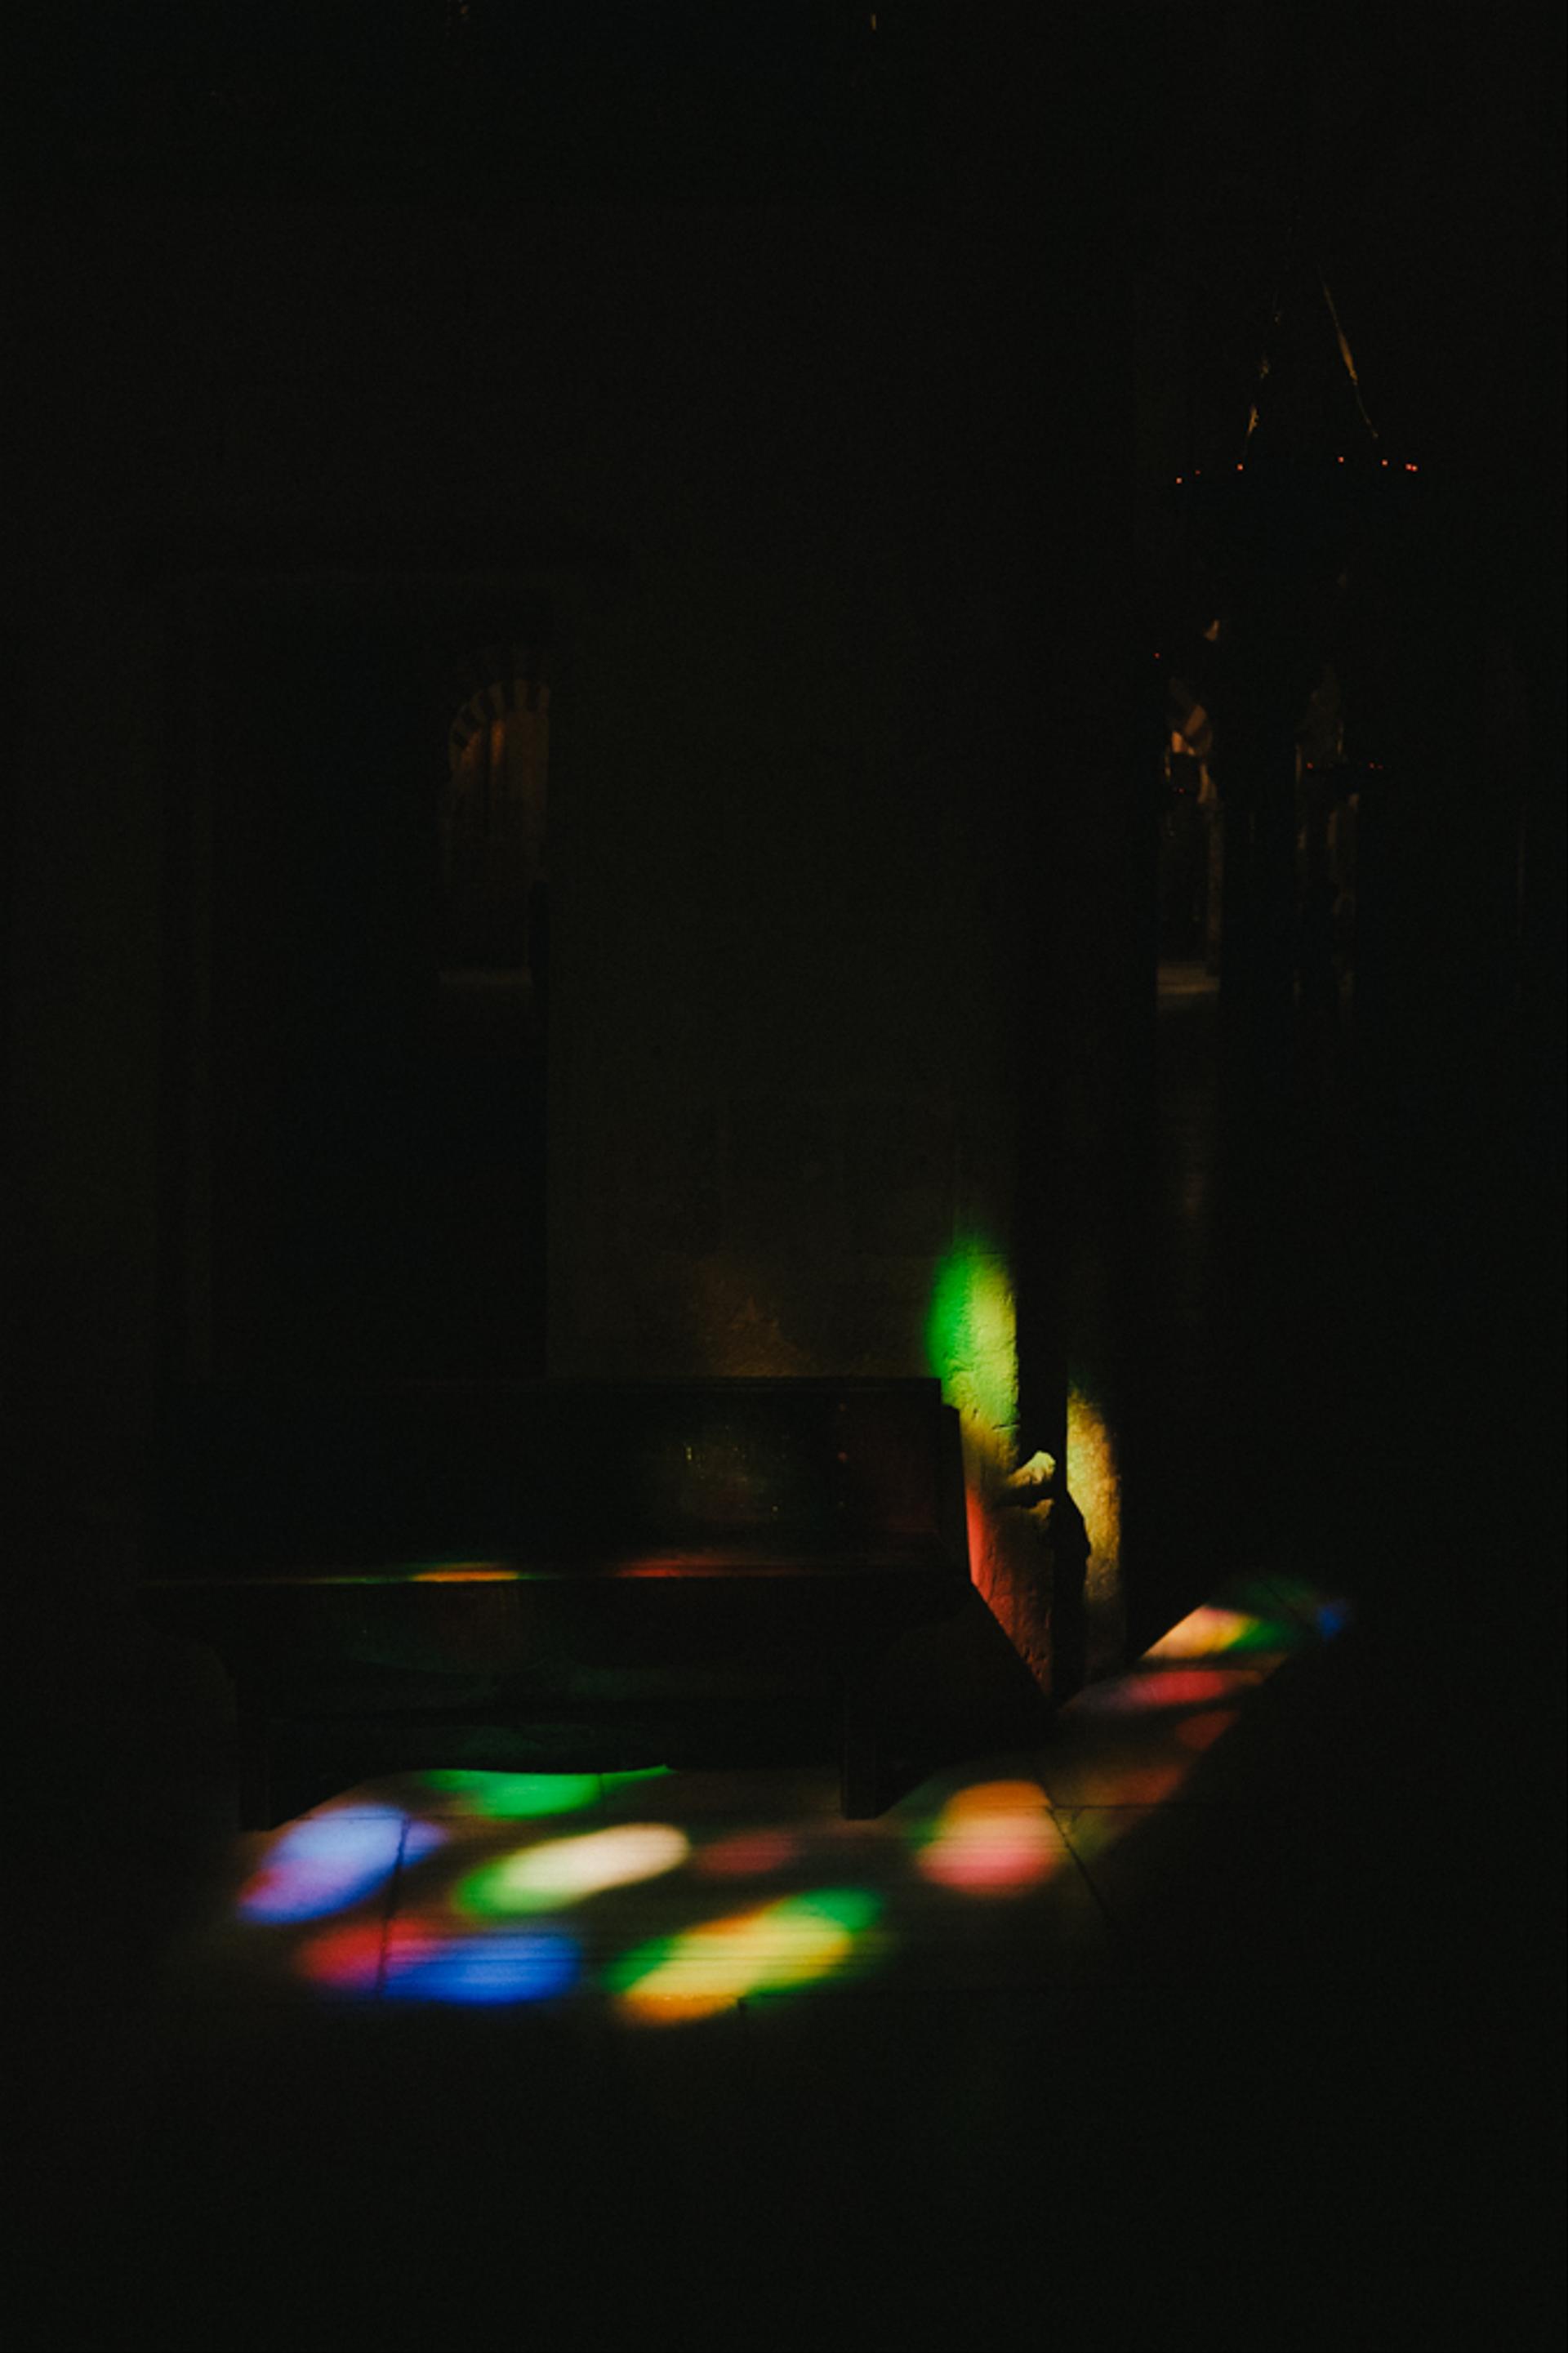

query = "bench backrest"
153;1378;969;1578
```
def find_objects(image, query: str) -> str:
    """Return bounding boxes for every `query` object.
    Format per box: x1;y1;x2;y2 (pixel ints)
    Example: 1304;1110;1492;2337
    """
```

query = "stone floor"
11;969;1562;2351
14;1543;1561;2353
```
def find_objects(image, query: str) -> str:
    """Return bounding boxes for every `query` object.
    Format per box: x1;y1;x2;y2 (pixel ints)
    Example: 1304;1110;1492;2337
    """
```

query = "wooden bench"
140;1378;971;1824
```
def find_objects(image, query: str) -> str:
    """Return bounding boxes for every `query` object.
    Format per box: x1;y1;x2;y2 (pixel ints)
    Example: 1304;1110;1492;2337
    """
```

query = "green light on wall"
924;1236;1018;1456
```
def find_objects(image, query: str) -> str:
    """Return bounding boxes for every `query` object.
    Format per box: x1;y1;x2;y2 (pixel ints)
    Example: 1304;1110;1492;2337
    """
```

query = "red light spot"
1175;1708;1238;1754
693;1829;801;1879
298;1920;386;1990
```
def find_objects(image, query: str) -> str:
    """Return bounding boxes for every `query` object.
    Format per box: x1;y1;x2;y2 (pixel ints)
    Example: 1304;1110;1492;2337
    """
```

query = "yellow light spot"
1067;1385;1119;1574
612;1891;879;2023
1145;1606;1270;1660
460;1824;689;1915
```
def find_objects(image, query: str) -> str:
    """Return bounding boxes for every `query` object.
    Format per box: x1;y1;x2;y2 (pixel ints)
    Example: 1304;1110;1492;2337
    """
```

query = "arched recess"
163;584;561;1386
440;643;551;1014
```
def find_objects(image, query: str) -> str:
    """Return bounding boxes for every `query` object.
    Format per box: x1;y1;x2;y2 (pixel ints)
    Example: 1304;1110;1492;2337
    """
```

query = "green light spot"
782;1888;881;1936
1227;1617;1297;1653
421;1771;601;1819
604;1932;681;1995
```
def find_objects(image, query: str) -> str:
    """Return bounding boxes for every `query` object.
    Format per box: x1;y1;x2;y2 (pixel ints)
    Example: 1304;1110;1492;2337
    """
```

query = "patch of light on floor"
915;1780;1062;1894
457;1823;691;1916
421;1769;604;1818
690;1828;804;1878
608;1890;883;2023
201;1580;1352;2014
1143;1604;1298;1660
1071;1664;1263;1714
237;1805;444;1923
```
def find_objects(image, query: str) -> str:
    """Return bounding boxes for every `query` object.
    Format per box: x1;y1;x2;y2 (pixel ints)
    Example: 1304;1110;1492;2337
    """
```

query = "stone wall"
7;195;1139;1692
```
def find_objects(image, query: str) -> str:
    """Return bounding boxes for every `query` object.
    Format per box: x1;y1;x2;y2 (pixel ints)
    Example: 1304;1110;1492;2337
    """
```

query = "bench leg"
840;1669;881;1820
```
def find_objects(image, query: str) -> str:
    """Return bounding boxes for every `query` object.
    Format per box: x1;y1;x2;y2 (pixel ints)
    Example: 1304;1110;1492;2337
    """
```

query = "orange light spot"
918;1780;1060;1896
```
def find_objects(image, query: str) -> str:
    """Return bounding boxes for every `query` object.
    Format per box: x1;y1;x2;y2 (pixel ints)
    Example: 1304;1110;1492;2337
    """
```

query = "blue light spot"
238;1806;445;1924
382;1933;580;2005
402;1820;446;1867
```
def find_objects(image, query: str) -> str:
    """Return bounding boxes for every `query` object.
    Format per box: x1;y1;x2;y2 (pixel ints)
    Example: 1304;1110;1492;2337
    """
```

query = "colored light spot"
421;1771;601;1819
1144;1606;1295;1660
459;1823;690;1916
610;1890;881;2022
1263;1575;1354;1637
600;1767;674;1795
409;1564;519;1583
296;1914;579;2005
1071;1666;1258;1714
1174;1707;1239;1752
691;1828;802;1878
916;1780;1060;1896
381;1923;579;2005
925;1237;1018;1454
238;1806;444;1924
1066;1384;1122;1629
297;1918;391;1991
964;1484;992;1579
